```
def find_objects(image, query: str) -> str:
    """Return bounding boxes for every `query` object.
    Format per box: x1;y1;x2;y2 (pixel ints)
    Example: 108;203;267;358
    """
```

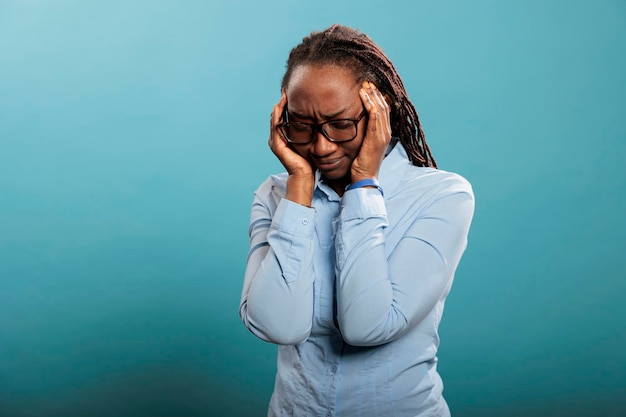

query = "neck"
322;174;350;197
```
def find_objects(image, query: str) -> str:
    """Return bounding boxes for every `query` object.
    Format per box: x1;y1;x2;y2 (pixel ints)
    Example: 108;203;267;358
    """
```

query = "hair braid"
281;24;437;168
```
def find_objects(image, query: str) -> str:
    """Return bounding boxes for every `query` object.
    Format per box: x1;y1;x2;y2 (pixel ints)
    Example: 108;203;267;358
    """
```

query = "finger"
360;82;387;142
368;83;392;137
269;92;288;148
359;82;378;129
271;92;287;128
365;83;392;142
359;81;374;112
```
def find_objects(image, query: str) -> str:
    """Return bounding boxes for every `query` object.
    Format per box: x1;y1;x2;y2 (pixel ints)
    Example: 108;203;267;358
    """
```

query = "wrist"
350;169;379;184
345;178;384;196
286;175;314;207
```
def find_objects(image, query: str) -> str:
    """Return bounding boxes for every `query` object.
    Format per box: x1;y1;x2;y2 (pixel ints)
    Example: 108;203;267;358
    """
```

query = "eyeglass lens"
283;120;357;143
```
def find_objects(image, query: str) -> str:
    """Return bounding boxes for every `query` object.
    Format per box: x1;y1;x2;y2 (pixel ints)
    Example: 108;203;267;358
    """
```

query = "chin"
319;168;351;183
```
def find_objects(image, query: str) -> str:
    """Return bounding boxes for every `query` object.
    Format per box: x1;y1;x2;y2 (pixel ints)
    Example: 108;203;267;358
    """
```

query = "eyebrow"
288;108;350;121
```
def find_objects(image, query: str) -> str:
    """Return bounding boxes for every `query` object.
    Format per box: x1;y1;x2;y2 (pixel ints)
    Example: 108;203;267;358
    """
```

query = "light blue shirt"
240;143;474;416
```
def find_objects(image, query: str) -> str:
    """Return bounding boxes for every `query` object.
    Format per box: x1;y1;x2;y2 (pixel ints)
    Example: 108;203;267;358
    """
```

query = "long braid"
281;24;437;168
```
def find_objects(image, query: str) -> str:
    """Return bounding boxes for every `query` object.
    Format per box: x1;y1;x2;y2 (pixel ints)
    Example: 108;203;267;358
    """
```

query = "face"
285;64;366;184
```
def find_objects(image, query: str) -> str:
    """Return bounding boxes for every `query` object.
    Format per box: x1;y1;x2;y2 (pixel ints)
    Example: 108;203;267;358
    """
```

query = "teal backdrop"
1;1;624;416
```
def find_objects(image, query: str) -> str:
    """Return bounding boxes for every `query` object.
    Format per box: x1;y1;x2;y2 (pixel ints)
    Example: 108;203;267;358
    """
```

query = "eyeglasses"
278;111;366;144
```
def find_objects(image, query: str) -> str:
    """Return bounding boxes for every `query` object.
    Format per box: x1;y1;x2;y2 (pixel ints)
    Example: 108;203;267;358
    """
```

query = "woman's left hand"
351;82;392;183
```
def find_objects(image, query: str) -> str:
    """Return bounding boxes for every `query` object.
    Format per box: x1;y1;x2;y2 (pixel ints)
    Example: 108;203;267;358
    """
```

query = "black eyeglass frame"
277;110;367;144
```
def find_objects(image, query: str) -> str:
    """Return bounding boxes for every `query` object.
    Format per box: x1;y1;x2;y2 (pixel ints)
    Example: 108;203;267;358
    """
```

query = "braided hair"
281;24;437;168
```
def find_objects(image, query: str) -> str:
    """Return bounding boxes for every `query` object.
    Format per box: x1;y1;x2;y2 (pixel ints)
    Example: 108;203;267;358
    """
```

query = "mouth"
315;157;344;171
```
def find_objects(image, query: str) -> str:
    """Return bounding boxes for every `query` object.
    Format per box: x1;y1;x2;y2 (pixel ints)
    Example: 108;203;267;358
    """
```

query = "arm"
239;93;317;345
335;182;474;346
239;189;316;345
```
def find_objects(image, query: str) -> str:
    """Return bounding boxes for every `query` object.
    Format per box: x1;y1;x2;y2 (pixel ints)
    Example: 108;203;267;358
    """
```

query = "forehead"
286;65;360;116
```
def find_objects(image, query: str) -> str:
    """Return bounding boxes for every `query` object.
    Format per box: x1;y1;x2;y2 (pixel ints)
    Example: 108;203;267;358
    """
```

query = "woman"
240;24;474;416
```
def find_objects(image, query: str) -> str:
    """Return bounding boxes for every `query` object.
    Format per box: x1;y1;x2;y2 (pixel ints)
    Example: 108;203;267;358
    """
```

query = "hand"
351;82;392;183
268;91;315;206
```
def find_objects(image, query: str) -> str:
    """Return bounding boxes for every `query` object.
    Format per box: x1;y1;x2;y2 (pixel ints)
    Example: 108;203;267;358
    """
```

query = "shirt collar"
378;140;410;198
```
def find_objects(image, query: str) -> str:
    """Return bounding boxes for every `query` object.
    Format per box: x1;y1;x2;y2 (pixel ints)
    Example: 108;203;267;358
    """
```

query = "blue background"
1;1;624;416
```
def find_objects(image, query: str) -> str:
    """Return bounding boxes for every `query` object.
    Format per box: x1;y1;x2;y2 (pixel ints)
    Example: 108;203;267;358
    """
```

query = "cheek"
292;144;312;159
343;138;364;157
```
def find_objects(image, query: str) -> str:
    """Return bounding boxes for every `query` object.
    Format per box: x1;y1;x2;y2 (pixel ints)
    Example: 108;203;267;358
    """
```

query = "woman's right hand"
268;91;315;206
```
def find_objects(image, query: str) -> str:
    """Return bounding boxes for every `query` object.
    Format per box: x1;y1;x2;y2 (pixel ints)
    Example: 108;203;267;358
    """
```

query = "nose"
310;129;336;156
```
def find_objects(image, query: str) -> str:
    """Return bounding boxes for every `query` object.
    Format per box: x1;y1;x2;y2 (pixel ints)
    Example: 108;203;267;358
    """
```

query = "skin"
268;64;392;206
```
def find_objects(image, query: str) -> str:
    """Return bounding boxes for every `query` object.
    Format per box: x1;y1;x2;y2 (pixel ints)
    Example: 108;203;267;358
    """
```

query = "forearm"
240;198;316;345
335;188;396;345
335;187;474;346
285;174;314;207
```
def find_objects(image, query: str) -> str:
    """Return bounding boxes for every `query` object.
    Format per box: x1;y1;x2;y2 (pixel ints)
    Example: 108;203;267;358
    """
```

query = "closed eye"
326;120;353;130
289;122;312;132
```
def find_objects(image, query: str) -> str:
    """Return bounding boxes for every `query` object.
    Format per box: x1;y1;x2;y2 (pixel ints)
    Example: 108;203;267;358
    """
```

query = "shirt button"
301;218;309;225
330;365;337;374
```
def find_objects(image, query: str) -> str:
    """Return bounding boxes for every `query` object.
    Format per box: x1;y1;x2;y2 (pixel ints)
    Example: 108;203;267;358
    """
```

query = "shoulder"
397;166;473;198
255;172;288;194
385;166;474;218
252;173;288;210
410;167;472;194
382;142;473;202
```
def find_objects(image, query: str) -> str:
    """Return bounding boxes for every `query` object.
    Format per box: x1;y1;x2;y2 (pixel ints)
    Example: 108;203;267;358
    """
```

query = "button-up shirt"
240;143;474;416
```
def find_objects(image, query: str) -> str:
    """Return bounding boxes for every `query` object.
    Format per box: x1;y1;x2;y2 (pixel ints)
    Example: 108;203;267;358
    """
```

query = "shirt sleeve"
239;190;316;345
335;183;474;346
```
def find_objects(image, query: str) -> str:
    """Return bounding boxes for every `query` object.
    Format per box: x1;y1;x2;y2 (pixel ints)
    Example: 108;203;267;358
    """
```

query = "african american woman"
240;24;475;417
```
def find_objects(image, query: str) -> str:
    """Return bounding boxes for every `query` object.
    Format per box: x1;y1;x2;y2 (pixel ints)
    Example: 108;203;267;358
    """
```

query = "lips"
315;157;343;170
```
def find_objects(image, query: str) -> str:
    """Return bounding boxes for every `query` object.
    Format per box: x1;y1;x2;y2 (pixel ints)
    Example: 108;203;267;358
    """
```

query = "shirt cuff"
271;198;316;237
341;187;387;220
